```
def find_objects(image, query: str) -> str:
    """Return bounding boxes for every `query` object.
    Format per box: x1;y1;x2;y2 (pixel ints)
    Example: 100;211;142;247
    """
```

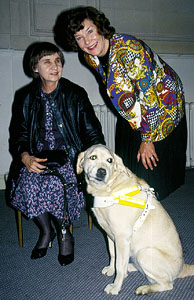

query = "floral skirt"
11;159;85;222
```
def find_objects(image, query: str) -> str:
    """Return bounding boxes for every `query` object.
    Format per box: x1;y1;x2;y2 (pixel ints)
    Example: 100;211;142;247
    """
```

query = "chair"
4;173;24;247
17;211;23;247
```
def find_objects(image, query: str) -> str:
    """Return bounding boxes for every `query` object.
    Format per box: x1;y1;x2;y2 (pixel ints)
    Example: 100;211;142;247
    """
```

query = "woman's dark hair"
53;6;115;52
28;42;65;78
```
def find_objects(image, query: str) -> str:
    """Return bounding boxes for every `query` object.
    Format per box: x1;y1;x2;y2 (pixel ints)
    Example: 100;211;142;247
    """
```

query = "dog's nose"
96;168;106;180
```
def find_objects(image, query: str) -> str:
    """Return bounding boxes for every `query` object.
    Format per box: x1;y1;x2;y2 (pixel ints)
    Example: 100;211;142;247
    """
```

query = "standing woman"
53;6;187;200
9;42;105;265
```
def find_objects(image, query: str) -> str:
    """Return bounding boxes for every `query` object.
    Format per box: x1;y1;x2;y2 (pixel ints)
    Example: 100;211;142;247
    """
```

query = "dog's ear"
76;151;85;174
113;153;133;177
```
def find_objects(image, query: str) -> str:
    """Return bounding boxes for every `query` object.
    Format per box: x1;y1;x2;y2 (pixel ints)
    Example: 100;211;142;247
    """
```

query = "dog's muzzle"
96;168;107;181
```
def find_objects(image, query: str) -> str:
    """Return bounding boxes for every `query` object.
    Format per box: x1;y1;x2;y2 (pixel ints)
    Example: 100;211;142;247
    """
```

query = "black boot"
31;212;56;259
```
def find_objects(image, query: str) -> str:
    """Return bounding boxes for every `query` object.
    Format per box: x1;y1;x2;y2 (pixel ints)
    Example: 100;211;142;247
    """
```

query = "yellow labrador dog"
77;144;194;295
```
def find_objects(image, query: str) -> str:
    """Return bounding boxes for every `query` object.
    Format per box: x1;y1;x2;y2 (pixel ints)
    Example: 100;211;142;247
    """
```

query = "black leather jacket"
9;77;105;176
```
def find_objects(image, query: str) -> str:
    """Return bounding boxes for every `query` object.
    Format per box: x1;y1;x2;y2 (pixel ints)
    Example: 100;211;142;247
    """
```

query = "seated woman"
9;41;105;266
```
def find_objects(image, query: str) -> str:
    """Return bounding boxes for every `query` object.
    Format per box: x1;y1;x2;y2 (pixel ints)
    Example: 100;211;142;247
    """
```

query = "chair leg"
88;214;92;230
4;174;23;247
17;211;23;247
69;224;73;234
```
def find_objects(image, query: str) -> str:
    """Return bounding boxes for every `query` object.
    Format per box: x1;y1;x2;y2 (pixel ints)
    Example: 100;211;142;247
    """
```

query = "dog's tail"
177;264;194;278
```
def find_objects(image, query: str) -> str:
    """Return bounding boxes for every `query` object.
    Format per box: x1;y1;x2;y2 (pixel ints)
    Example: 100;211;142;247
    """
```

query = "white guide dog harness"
93;185;155;232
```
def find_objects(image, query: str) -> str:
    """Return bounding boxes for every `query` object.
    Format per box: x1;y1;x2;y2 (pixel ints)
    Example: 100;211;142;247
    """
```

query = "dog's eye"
89;155;97;160
107;158;113;163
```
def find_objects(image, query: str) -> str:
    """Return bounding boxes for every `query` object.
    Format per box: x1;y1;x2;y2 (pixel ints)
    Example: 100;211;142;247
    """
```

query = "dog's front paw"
136;285;151;295
104;283;120;295
102;266;115;276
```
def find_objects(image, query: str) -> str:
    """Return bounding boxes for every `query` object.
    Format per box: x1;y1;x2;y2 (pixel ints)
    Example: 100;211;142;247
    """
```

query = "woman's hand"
137;142;159;170
21;152;47;174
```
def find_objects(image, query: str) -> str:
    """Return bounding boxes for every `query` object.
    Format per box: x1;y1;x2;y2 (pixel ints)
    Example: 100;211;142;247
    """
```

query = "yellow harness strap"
112;185;146;209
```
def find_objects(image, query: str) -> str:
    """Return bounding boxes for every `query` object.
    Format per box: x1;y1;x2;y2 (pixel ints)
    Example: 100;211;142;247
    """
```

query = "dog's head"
77;144;132;191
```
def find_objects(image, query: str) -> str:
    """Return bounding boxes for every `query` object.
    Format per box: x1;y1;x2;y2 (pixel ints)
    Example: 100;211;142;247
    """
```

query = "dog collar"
93;185;155;231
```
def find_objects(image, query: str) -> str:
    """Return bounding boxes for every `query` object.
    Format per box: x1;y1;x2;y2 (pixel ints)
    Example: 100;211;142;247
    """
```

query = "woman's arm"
115;37;160;169
9;87;47;173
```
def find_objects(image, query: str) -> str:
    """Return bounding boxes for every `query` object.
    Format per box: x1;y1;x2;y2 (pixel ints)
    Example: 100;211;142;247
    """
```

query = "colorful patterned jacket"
85;34;185;143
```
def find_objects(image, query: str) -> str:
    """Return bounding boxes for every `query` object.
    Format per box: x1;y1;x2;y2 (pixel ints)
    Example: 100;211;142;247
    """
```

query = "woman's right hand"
137;142;159;170
21;152;47;174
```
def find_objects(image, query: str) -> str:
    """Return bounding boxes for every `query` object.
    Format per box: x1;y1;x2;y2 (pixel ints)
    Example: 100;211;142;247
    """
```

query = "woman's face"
34;52;62;86
74;19;109;57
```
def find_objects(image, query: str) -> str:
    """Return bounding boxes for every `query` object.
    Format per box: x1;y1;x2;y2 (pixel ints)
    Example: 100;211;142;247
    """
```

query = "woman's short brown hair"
53;6;115;52
28;42;65;78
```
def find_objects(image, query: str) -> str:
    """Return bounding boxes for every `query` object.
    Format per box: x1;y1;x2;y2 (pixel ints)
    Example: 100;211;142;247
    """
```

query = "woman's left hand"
137;142;159;170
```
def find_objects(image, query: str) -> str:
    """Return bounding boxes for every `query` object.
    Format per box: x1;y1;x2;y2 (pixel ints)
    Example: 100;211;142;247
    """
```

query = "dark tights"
34;213;74;255
34;212;53;249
